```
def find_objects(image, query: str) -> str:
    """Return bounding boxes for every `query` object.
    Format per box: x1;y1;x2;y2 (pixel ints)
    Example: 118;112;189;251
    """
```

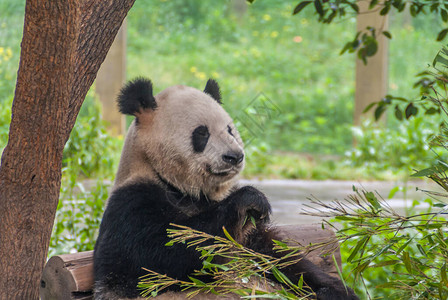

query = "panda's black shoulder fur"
117;77;157;115
94;180;207;298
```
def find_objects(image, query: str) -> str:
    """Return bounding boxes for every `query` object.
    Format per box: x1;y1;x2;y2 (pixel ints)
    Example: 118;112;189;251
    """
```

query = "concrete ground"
241;179;444;225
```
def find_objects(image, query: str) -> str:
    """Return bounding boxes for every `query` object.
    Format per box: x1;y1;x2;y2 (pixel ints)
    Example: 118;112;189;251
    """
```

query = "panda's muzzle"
222;151;244;166
207;151;244;177
207;165;231;177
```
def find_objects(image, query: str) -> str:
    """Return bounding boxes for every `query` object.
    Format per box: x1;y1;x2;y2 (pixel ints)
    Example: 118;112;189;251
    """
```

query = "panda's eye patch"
227;125;234;137
192;125;210;153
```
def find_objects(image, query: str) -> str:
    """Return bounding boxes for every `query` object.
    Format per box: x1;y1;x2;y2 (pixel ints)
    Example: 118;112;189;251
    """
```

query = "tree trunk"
0;0;135;298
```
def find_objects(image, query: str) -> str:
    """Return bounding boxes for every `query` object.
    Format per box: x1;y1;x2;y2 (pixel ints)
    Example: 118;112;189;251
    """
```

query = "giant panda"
93;78;359;300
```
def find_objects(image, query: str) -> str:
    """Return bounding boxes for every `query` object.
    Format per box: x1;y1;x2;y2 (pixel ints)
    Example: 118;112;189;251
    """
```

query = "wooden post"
232;0;247;20
96;20;127;136
354;2;389;126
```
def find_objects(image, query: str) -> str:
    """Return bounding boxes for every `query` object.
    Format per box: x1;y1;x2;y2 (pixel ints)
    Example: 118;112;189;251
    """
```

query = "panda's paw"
227;186;272;223
315;286;359;300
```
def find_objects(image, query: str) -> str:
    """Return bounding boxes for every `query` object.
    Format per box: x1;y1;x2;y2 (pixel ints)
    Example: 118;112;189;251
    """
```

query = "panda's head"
114;78;245;200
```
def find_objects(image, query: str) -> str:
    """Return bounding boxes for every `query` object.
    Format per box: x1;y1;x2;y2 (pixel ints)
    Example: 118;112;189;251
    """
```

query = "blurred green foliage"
126;0;356;154
346;116;445;176
63;91;123;179
124;0;443;163
50;177;111;256
51;93;123;255
0;0;444;157
290;0;448;63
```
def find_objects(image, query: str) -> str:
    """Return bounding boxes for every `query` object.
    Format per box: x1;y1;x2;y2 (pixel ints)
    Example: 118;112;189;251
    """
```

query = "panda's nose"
222;152;244;166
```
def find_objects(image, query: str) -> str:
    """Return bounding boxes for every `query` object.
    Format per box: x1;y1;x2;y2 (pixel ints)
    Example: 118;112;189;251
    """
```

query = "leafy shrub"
49;92;123;255
62;91;123;179
331;46;448;299
306;189;448;299
346;116;445;175
50;178;110;256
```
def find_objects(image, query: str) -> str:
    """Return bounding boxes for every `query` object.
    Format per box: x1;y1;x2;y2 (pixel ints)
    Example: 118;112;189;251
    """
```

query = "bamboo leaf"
388;186;400;199
188;276;206;287
417;244;427;257
402;251;412;272
298;274;304;289
411;167;439;177
377;282;403;288
442;263;448;285
222;226;242;248
355;261;370;273
250;216;257;227
396;237;414;255
433;48;448;67
347;236;368;263
271;266;294;286
272;239;288;249
371;260;400;268
365;191;381;211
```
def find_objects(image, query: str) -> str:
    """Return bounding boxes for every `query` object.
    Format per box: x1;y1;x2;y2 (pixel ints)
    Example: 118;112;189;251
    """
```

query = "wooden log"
40;224;340;299
40;251;94;300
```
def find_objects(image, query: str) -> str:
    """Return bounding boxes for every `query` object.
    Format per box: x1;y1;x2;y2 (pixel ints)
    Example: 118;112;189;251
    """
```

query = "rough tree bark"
0;0;135;298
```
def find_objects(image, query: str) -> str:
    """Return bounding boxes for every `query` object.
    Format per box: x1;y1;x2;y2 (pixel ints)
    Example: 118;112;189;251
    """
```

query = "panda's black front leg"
179;185;270;242
218;186;271;240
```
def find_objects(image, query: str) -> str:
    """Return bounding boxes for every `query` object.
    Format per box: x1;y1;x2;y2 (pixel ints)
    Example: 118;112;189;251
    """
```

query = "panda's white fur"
113;84;244;201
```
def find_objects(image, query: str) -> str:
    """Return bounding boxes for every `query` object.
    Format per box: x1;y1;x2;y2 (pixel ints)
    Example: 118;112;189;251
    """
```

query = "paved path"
241;179;442;225
82;178;443;225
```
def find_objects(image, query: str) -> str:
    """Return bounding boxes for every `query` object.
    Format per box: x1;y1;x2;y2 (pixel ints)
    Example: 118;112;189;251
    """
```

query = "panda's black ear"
204;79;222;104
117;77;157;116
